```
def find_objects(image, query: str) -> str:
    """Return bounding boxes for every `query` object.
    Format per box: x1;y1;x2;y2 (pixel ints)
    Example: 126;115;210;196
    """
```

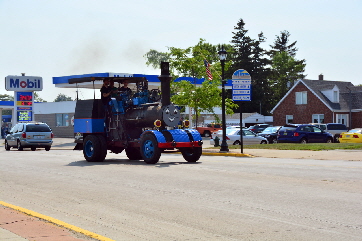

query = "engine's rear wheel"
180;147;202;162
140;133;161;164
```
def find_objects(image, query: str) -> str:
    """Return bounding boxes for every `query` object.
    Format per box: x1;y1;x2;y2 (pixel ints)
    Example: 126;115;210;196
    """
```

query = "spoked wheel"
233;140;241;145
300;138;307;144
179;147;202;162
326;138;333;143
125;147;142;160
17;140;23;151
5;140;10;151
140;133;161;164
83;135;105;162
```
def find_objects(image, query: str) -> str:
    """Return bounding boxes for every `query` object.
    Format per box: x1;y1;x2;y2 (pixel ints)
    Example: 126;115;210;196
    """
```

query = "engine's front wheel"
140;133;161;164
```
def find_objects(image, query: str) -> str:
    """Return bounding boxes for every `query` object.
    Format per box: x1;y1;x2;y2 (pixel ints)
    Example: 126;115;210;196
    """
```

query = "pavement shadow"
66;158;202;167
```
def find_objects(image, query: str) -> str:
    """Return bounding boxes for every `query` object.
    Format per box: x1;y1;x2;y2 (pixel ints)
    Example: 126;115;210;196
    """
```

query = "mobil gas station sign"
5;75;43;91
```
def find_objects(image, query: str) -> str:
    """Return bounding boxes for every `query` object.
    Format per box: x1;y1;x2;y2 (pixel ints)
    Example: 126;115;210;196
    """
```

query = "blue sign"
232;69;251;101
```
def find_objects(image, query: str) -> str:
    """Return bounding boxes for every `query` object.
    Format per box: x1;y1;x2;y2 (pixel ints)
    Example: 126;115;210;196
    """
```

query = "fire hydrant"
214;136;220;147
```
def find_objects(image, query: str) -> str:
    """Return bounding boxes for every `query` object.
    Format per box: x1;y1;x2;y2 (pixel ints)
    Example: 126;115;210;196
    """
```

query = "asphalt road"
1;148;362;240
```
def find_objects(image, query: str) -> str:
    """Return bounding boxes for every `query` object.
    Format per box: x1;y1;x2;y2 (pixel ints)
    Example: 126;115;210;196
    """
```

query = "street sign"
232;69;251;101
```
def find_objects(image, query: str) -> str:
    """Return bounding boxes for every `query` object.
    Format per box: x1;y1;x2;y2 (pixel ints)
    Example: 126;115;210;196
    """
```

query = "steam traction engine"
72;62;203;164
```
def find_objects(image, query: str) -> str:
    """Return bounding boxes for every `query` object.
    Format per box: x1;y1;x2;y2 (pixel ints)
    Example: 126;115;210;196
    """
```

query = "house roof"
271;79;362;113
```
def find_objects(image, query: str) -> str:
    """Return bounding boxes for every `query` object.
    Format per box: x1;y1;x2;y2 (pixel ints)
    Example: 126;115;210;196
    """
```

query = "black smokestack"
158;62;172;106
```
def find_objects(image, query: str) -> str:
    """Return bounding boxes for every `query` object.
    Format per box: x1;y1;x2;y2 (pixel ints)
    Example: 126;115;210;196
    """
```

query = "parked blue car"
277;124;334;144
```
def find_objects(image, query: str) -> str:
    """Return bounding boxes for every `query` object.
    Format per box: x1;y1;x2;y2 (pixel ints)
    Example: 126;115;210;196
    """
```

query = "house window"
312;114;324;123
336;114;348;125
333;91;338;102
295;91;307;104
56;114;69;127
286;115;293;124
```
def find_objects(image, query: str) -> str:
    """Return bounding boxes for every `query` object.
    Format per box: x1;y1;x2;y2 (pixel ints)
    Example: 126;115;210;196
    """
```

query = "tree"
268;31;306;108
54;93;72;102
269;51;306;107
269;30;298;57
34;92;47;102
228;18;271;114
145;39;237;125
0;94;14;101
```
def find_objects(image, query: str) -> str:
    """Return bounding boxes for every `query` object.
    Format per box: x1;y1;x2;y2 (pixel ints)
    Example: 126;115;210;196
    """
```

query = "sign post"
5;75;43;126
232;69;251;153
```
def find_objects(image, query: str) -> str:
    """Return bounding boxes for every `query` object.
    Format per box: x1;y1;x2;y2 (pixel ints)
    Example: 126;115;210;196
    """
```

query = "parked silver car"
211;129;267;145
5;122;53;151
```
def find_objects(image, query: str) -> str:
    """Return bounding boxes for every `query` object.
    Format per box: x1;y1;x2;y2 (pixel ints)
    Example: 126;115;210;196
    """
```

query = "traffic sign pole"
232;69;252;154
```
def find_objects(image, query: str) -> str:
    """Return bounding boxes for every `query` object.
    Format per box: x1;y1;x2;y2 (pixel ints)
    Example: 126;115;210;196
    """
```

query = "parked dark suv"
310;123;348;143
277;124;333;144
258;126;282;144
5;122;53;151
248;124;270;134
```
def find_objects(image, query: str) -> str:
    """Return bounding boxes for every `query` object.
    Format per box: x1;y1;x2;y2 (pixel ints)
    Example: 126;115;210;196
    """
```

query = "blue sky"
1;0;361;101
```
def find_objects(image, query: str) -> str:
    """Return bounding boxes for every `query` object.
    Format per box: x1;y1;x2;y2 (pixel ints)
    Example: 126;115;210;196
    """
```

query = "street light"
218;45;229;152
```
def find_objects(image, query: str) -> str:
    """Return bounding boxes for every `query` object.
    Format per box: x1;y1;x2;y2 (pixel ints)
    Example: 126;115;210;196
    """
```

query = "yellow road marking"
0;201;115;241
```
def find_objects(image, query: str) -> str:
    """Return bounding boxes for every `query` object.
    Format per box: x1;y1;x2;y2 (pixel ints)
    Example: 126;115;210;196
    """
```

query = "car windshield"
243;130;256;136
348;129;362;134
26;125;51;132
327;124;347;130
261;127;278;133
280;126;297;132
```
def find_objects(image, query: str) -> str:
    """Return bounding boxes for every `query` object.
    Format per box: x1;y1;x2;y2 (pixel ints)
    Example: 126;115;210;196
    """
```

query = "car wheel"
272;138;278;144
233;140;241;145
45;146;51;151
334;136;340;143
17;140;23;151
5;140;11;151
260;140;267;144
204;131;211;137
300;138;307;144
31;147;36;151
326;138;333;143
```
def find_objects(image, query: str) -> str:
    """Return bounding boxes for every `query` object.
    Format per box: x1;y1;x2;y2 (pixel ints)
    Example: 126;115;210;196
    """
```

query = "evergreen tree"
269;30;298;57
228;19;270;114
268;31;306;108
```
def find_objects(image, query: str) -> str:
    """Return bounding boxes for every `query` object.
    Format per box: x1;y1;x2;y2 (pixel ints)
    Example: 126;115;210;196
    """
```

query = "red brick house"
271;76;362;129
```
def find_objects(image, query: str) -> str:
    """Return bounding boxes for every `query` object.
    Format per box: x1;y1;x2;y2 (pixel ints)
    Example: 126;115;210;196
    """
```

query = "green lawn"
210;143;362;151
